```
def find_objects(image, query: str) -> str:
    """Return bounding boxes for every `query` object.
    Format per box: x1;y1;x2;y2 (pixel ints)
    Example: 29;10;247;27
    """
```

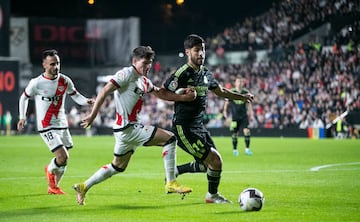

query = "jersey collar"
187;63;202;73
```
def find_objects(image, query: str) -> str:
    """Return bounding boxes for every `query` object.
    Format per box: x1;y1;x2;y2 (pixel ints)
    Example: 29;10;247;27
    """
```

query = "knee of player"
205;149;223;169
56;155;68;166
112;155;131;172
243;128;251;136
111;163;126;172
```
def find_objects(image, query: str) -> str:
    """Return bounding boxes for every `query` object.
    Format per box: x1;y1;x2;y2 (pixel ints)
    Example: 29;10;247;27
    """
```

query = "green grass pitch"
0;135;359;222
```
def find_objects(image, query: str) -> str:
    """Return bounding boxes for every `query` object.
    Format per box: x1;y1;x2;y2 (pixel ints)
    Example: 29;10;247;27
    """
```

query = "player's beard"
190;55;204;67
49;69;59;78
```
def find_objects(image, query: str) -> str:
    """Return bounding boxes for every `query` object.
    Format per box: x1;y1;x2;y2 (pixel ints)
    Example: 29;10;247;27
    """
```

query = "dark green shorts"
172;124;215;161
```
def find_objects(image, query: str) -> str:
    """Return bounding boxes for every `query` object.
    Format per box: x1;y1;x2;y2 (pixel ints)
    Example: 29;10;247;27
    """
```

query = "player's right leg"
205;192;232;204
73;153;131;205
203;149;231;204
73;128;138;205
174;124;231;203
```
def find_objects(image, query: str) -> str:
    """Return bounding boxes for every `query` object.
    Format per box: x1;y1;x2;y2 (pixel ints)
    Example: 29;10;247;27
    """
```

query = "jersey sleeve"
111;69;129;88
62;74;90;106
164;64;192;92
24;78;37;97
64;75;77;95
163;73;178;92
19;78;37;119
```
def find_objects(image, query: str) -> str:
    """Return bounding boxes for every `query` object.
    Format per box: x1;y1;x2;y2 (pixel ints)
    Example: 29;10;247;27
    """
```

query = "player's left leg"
145;127;192;194
177;161;207;176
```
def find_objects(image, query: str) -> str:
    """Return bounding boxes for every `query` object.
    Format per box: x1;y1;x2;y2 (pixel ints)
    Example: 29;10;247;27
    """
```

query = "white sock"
85;164;118;190
47;158;58;174
54;166;66;186
47;158;66;187
163;141;176;182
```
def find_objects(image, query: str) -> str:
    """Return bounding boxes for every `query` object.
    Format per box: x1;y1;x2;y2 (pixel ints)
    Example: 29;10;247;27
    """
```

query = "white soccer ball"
238;188;265;211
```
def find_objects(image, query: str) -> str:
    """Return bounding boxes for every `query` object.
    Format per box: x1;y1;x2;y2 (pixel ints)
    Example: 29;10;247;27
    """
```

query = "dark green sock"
177;161;206;175
232;135;238;150
245;135;250;148
207;168;221;194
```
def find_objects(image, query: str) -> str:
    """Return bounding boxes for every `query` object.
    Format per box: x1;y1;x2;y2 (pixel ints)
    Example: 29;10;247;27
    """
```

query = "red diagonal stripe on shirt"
41;76;67;128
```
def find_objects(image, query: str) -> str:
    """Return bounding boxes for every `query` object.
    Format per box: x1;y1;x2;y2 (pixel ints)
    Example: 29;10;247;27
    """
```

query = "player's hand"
243;93;254;103
17;119;26;132
183;87;197;101
81;115;94;128
87;98;95;105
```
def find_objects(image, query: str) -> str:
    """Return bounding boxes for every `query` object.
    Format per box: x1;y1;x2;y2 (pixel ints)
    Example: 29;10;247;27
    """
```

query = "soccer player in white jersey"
73;46;196;205
17;49;94;195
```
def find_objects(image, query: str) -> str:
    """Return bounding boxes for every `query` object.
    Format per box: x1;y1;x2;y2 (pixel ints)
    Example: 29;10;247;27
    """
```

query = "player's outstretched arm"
71;92;95;106
152;87;197;102
213;85;254;103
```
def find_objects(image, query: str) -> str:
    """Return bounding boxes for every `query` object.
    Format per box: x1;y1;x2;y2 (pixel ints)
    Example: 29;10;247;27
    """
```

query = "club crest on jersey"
57;86;65;92
168;78;178;91
204;76;208;84
118;71;126;81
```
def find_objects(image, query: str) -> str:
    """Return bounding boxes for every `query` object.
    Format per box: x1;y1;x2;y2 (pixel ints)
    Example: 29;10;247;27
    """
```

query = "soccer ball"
238;188;265;211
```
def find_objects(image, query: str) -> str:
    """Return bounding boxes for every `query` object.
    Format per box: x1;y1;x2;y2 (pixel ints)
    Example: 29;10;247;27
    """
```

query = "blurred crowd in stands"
55;0;360;139
206;0;359;52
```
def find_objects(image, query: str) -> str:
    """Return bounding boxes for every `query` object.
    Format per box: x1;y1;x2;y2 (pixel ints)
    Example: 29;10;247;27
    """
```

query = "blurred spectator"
312;115;325;129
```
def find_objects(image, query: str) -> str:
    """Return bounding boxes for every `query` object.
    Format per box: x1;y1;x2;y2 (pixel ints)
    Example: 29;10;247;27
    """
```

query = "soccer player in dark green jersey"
223;77;254;156
163;34;254;203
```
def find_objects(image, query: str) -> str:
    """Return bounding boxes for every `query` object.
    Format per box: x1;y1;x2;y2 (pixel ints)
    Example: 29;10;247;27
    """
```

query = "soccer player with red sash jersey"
17;49;94;194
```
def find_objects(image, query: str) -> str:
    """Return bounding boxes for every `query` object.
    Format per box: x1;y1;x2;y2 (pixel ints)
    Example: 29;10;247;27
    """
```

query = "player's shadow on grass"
0;206;70;219
0;193;50;200
104;202;204;210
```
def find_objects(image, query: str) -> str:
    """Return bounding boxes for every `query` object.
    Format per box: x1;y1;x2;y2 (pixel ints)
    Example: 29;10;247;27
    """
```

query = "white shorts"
39;129;73;152
113;123;156;156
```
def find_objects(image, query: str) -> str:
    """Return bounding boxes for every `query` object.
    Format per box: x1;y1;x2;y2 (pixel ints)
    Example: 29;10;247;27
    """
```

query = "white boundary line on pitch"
1;167;360;181
309;162;360;171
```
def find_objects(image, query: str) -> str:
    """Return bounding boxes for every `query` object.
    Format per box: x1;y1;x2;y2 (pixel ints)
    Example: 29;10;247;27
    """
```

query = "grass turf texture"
0;136;359;222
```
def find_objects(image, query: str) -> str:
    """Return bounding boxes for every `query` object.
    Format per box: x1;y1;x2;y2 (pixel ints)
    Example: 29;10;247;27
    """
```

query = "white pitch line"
310;162;360;171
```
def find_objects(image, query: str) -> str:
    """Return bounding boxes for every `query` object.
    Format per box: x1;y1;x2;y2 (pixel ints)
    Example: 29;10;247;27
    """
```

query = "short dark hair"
184;34;205;49
132;46;155;60
42;49;58;60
